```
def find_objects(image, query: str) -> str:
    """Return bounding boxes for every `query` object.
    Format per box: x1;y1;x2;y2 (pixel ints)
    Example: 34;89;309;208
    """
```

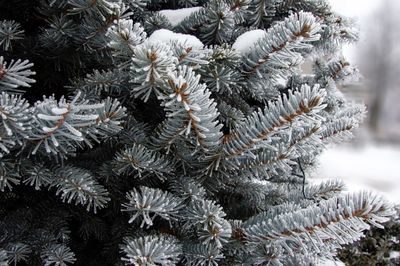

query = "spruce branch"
182;243;224;266
122;186;183;228
72;2;131;53
217;101;245;131
50;166;110;213
121;235;182;266
198;218;232;248
320;104;365;143
222;85;326;159
244;11;321;75
28;91;126;156
68;0;121;19
287;124;322;157
126;0;150;11
170;40;209;67
314;57;360;85
184;199;228;229
244;192;394;255
227;0;251;24
299;179;346;201
0;92;31;138
5;242;31;265
199;1;235;45
113;143;174;180
251;243;284;265
0;0;389;264
22;163;53;190
169;177;206;203
276;0;331;16
178;0;199;8
131;41;178;102
242;11;321;99
90;96;127;138
0;92;31;156
107;19;147;63
0;250;8;266
247;0;282;28
316;14;359;53
144;13;174;36
0;160;20;192
0;57;36;92
155;66;223;152
39;15;76;50
232;145;296;179
72;69;128;96
0;20;24;51
202;65;242;94
41;244;76;266
175;6;207;35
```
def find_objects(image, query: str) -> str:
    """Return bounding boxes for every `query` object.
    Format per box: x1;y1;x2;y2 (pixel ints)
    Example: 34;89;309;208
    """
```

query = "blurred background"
311;0;400;205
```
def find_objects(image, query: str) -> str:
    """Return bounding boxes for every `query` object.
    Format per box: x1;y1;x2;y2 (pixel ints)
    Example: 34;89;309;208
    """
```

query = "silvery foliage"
0;0;394;265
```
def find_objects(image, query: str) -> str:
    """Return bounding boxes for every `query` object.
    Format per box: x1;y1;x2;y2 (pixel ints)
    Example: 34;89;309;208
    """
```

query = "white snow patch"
311;144;400;204
319;259;345;266
390;251;400;259
159;7;203;26
232;29;267;53
148;29;204;48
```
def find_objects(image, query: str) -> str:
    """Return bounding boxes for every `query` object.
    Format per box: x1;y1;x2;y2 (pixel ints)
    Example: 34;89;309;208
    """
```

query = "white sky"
330;0;380;17
330;0;382;61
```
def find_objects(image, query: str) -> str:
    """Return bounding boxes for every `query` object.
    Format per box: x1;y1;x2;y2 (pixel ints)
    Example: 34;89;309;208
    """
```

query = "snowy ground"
311;143;400;204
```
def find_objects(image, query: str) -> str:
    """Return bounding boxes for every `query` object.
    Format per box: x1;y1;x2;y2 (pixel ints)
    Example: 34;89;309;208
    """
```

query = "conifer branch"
113;143;174;180
0;20;24;51
28;91;126;156
222;85;326;159
131;41;178;102
243;11;321;76
50;166;110;213
122;186;183;228
121;235;182;266
0;57;35;92
245;192;394;252
41;244;76;266
154;66;223;152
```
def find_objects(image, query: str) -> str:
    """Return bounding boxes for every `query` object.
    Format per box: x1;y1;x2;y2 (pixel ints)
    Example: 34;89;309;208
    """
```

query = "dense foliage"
0;0;394;265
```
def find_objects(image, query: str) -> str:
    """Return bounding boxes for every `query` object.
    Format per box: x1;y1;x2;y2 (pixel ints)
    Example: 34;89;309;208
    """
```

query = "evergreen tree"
0;0;394;265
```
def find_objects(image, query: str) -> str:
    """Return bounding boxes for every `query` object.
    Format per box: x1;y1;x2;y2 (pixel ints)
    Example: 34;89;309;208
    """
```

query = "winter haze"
314;0;400;204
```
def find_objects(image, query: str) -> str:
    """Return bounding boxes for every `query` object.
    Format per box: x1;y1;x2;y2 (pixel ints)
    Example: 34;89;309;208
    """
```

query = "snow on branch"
148;29;204;48
159;7;203;27
232;29;267;53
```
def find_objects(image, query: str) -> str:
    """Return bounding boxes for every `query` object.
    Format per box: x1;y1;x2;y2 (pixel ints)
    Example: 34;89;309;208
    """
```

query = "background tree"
358;0;400;135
